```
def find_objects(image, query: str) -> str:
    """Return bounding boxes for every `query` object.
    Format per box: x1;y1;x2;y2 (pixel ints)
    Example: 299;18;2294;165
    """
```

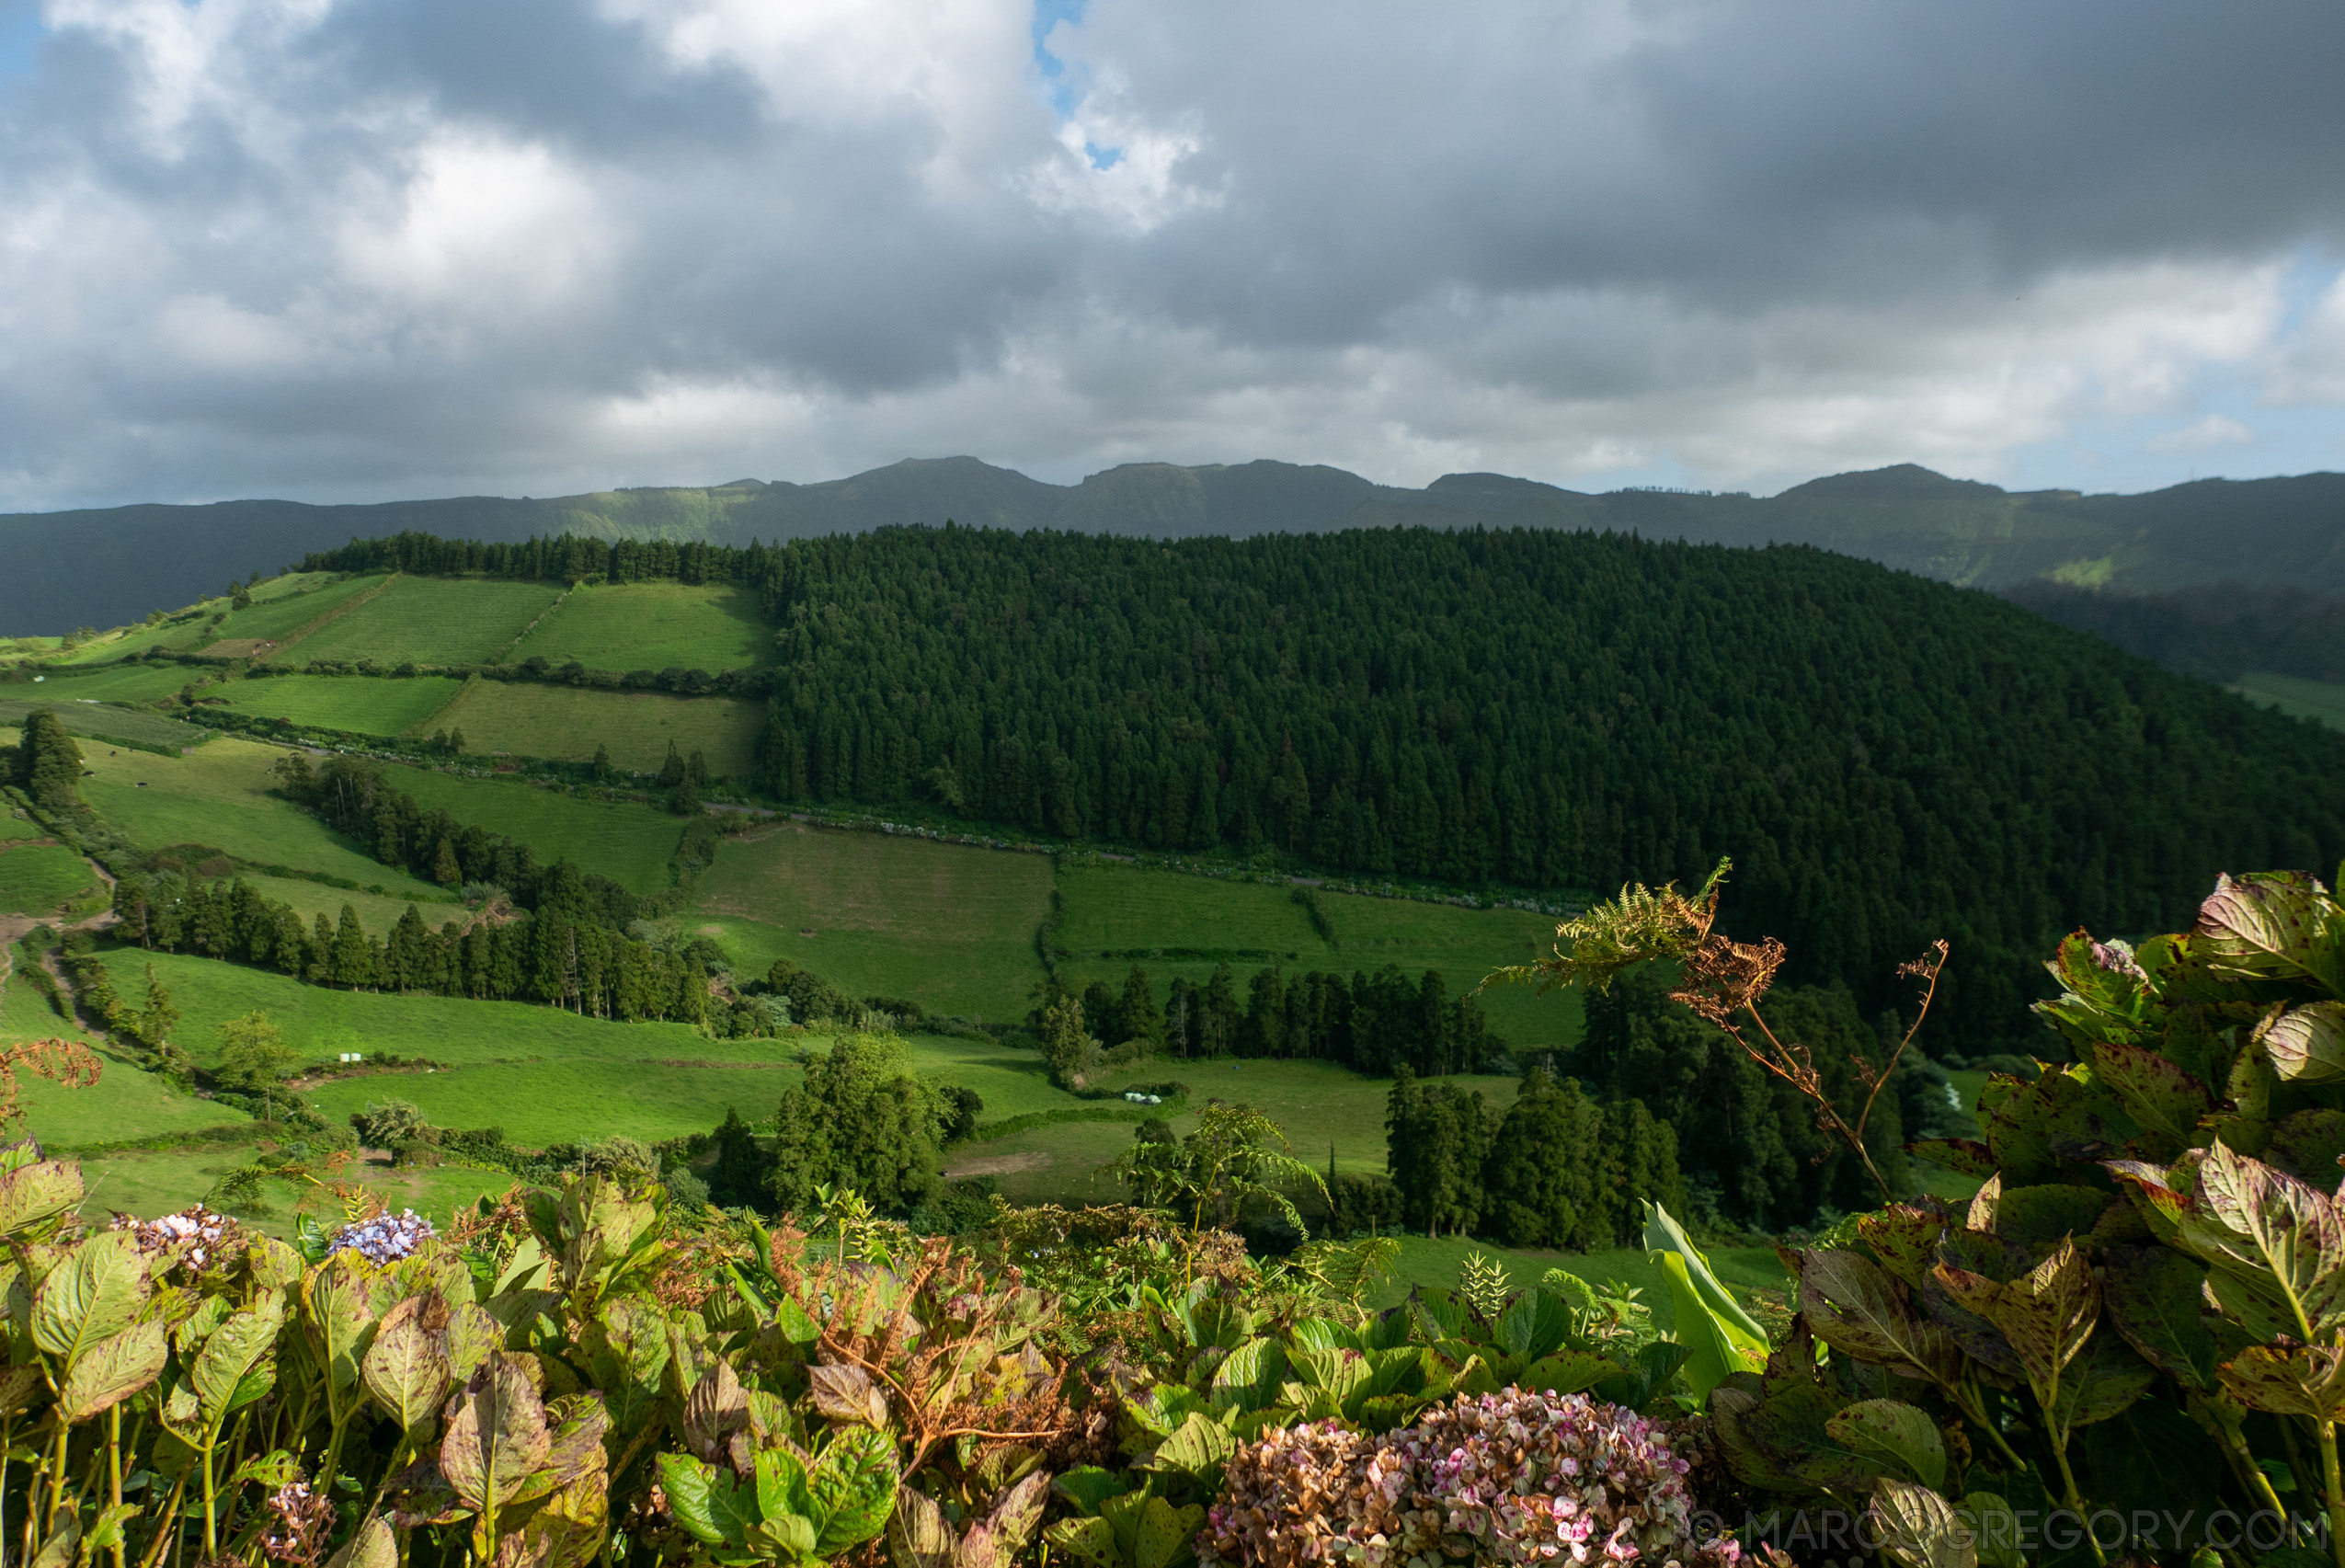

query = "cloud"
0;0;2340;509
2146;414;2254;454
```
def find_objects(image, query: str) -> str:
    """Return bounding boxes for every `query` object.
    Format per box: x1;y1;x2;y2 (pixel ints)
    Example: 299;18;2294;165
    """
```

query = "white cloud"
0;0;2340;508
2146;414;2254;453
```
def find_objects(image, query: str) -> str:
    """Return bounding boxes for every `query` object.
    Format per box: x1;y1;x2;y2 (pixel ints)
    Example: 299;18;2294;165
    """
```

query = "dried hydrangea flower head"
259;1478;334;1565
326;1208;435;1264
110;1203;241;1276
1204;1387;1742;1568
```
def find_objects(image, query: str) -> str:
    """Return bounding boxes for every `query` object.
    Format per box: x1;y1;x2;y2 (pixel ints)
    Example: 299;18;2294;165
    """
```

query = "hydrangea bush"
1202;1387;1742;1568
325;1206;435;1262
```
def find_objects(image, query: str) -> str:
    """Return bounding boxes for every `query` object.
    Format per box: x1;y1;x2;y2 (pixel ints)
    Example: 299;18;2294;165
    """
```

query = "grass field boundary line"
498;587;574;660
258;572;398;663
406;671;483;739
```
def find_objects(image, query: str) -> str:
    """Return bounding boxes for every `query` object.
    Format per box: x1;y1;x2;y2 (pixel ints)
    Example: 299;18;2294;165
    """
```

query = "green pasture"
286;578;561;667
690;821;1057;1018
510;583;773;673
38;574;349;668
232;873;463;933
214;674;465;736
0;809;40;842
409;681;763;776
17;662;214;704
0;699;208;751
76;738;443;897
90;948;737;1072
2232;671;2345;733
1051;867;1578;1053
382;767;685;895
0;976;253;1150
304;1059;806;1147
0;843;100;915
198;573;379;655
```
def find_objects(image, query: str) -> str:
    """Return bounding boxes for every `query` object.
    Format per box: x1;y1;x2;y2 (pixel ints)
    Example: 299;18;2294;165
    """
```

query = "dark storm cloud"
0;0;2339;507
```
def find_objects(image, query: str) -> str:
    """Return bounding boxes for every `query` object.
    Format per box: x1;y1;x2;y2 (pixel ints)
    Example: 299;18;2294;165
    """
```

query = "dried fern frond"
1483;856;1732;996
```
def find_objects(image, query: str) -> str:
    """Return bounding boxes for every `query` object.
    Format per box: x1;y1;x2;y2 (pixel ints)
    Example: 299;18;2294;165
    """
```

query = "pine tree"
592;744;613;784
658;741;685;788
138;964;178;1047
13;708;83;811
709;1107;763;1207
1114;964;1161;1047
332;904;372;989
1039;996;1100;1089
308;912;336;985
432;837;463;887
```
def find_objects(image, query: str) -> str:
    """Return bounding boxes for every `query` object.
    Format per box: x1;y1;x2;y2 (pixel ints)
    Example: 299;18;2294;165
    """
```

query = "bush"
661;1166;711;1209
1202;1389;1737;1568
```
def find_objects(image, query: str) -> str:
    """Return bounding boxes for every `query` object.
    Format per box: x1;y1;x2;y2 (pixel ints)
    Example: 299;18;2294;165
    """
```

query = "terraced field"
212;673;465;736
2232;671;2345;733
510;582;772;672
689;820;1056;1019
407;681;764;774
1051;864;1577;1052
382;766;687;894
0;700;209;751
0;841;102;915
74;736;444;897
278;577;561;667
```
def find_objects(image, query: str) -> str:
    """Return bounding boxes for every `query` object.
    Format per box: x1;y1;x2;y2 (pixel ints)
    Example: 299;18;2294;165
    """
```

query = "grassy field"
0;700;209;751
37;573;358;667
0;809;40;842
2232;671;2345;733
233;872;463;932
66;1139;517;1239
283;578;562;667
408;681;764;776
0;976;253;1148
1052;867;1579;1054
196;574;383;656
383;767;685;895
17;663;214;704
213;674;466;736
510;583;773;672
0;842;100;915
690;822;1057;1019
75;737;445;897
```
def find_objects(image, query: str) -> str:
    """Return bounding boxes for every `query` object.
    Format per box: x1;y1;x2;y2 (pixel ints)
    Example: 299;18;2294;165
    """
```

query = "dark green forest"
299;523;2345;1050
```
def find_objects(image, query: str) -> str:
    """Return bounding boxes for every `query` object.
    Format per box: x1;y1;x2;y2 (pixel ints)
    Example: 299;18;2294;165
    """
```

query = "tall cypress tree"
13;708;82;811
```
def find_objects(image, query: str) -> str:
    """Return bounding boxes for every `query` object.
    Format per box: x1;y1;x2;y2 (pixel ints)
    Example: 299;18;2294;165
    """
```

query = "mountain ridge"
6;455;2344;635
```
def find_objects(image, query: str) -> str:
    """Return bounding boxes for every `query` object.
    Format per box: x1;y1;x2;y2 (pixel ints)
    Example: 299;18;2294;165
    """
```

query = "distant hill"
6;455;2345;635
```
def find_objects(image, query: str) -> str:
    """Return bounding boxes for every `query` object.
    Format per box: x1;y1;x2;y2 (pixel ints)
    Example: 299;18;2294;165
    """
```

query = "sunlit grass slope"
382;766;684;895
510;583;773;673
282;578;560;667
409;682;764;776
0;843;101;915
688;821;1055;1019
214;674;465;736
76;738;443;896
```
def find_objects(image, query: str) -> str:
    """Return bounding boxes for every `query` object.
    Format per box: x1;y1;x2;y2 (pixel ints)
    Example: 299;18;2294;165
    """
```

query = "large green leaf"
1208;1337;1287;1414
2090;1038;2216;1144
2101;1245;2216;1391
1801;1248;1961;1388
2260;1001;2345;1083
1871;1476;1978;1568
2047;1333;2155;1429
2190;1142;2345;1338
0;1161;83;1241
1984;1185;2107;1247
806;1425;899;1555
440;1352;553;1513
1044;1516;1120;1568
324;1516;397;1568
1142;1412;1239;1489
1825;1400;1947;1491
55;1318;166;1423
658;1452;753;1552
2219;1342;2345;1420
1133;1497;1204;1568
1493;1288;1574;1360
360;1294;452;1438
30;1231;149;1367
2192;871;2345;991
1857;1207;1948;1289
190;1293;285;1428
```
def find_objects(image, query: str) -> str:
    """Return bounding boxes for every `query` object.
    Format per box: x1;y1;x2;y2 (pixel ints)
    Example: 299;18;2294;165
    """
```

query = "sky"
0;0;2341;510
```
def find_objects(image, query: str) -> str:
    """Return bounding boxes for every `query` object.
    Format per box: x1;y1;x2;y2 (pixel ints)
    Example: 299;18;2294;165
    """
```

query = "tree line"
297;532;784;587
1061;960;1501;1076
